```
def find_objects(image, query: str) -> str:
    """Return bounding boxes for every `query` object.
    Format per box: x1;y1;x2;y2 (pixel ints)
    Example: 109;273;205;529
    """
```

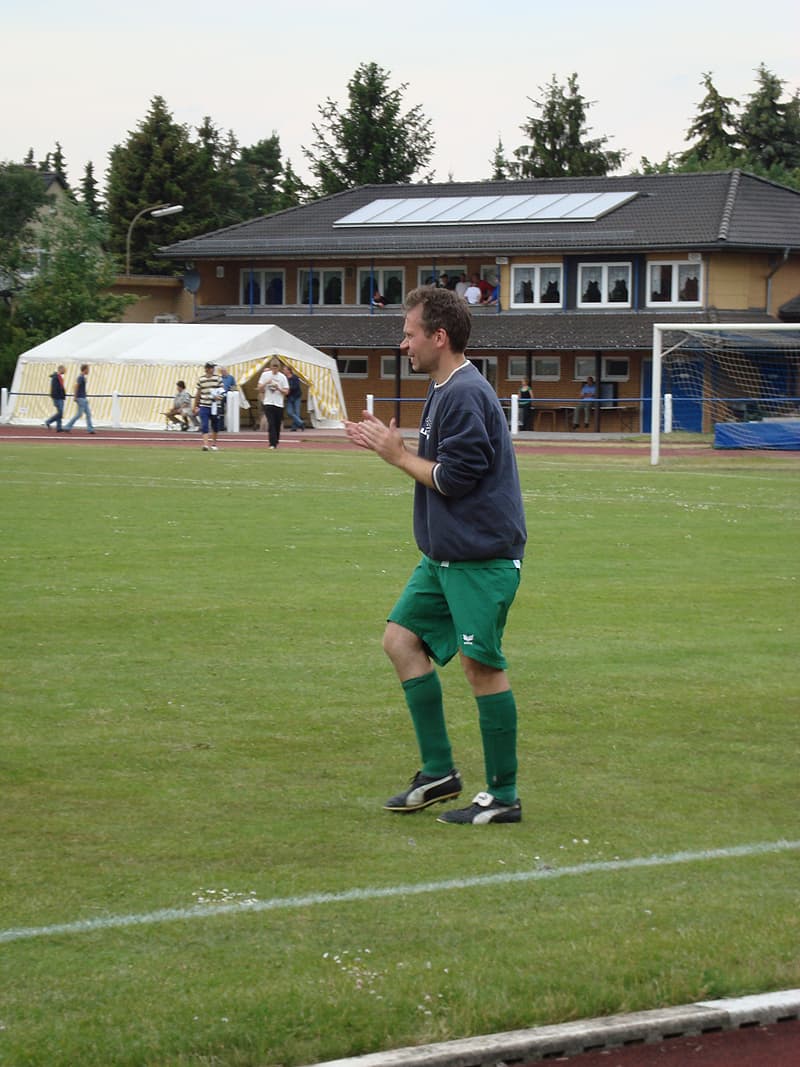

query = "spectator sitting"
455;273;469;298
165;380;195;430
371;288;387;308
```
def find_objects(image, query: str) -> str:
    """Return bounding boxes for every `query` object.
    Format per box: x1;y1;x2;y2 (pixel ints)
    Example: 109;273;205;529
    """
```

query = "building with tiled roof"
154;170;800;432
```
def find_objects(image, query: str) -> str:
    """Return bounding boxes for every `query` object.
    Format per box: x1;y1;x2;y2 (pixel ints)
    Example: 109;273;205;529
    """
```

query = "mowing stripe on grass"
2;839;798;945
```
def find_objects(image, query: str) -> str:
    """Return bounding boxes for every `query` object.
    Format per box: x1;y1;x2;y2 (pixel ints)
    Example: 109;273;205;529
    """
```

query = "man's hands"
344;411;436;488
345;411;406;463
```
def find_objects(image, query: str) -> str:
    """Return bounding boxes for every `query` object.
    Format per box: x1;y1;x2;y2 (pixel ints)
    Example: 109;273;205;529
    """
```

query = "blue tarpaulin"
714;421;800;450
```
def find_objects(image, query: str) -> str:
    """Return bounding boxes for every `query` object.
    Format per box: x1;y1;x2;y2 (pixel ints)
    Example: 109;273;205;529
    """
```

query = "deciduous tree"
0;199;133;386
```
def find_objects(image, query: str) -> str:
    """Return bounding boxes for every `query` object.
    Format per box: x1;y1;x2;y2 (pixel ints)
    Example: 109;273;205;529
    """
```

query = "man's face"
400;305;442;377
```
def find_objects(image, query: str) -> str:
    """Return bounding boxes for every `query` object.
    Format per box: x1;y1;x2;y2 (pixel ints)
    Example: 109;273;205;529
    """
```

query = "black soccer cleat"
384;769;462;812
436;791;522;825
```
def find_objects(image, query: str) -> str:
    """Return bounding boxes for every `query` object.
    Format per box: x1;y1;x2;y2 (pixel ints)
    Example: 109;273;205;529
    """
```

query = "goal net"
650;323;800;464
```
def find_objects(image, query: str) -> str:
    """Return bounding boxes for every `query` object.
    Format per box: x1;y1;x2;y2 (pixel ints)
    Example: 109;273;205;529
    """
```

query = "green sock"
477;690;518;803
401;671;453;777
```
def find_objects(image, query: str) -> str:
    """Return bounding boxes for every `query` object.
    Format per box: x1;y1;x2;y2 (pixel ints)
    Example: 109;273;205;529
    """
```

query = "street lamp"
125;203;184;276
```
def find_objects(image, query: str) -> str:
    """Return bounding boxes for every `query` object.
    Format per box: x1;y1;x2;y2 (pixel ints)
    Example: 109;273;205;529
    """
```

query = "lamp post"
125;203;184;276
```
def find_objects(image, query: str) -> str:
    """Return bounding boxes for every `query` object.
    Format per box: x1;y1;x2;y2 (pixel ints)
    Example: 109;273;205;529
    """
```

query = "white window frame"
510;264;563;308
297;267;345;306
577;263;632;308
358;267;404;306
240;268;285;306
532;356;561;382
602;356;630;382
380;355;428;380
337;356;368;378
646;260;703;307
574;356;596;380
507;357;529;379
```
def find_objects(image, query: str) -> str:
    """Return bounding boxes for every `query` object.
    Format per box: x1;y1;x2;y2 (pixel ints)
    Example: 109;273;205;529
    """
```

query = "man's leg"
461;657;518;804
266;406;281;447
383;622;453;777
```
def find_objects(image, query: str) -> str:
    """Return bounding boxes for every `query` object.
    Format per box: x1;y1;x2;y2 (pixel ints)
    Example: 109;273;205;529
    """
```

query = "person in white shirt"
257;357;289;449
463;281;482;305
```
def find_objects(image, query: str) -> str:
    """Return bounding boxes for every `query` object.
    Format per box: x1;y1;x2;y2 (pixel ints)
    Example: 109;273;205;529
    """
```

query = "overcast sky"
5;0;799;194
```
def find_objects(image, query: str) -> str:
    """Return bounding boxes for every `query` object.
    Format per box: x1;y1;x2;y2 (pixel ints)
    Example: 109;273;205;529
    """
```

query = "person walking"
193;361;223;451
257;357;289;449
345;286;527;825
44;364;67;431
285;366;305;431
63;364;95;434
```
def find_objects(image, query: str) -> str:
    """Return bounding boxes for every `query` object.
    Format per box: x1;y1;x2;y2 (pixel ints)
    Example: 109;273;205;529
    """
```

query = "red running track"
552;1018;800;1064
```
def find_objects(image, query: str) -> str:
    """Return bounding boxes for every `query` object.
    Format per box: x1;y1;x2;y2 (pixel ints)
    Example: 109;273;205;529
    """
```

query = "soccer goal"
650;322;800;464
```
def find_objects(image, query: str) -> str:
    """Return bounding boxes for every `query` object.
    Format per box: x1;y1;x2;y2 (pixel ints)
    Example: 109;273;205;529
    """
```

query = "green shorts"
388;555;522;670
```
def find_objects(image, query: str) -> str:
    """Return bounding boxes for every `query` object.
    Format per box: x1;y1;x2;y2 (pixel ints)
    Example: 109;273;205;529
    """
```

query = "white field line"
2;839;798;945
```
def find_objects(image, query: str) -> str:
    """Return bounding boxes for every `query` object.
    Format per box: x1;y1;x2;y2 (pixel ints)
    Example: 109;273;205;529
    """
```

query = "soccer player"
345;286;527;825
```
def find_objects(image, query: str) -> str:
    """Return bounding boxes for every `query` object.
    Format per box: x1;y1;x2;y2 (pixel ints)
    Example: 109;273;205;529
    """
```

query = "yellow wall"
110;277;195;323
708;251;800;314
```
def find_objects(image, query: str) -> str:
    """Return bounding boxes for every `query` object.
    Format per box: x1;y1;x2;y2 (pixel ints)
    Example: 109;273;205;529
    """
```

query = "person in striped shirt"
193;361;223;451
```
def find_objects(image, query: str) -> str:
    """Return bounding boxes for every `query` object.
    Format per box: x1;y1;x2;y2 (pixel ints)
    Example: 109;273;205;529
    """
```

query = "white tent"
1;322;347;430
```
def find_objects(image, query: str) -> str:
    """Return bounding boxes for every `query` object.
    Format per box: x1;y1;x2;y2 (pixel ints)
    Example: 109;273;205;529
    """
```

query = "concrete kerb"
306;990;800;1067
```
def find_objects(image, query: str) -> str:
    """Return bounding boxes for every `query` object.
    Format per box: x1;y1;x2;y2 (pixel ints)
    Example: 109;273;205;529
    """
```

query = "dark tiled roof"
199;307;776;352
160;171;800;261
779;294;800;322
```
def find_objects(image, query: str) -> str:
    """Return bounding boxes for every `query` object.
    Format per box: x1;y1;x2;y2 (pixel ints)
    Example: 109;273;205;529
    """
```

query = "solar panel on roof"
334;191;637;227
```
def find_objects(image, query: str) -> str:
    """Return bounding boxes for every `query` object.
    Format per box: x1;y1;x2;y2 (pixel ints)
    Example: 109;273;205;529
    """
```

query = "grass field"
1;440;798;1067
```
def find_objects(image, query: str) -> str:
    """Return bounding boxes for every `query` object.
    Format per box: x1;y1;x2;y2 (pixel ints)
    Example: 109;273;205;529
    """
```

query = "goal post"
650;322;800;465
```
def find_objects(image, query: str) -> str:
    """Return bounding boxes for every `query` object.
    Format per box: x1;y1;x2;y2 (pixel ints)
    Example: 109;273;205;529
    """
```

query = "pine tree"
193;116;248;228
489;137;510;180
80;162;101;216
277;159;310;210
234;134;285;217
51;142;69;184
510;73;625;178
682;72;739;164
303;62;435;195
104;96;203;274
738;63;800;171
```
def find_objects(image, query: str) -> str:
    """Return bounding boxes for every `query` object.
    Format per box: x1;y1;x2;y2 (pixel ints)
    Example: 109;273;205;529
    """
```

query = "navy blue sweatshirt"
413;361;527;561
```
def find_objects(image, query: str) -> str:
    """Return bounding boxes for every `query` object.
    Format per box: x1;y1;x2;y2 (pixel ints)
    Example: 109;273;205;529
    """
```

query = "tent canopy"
3;322;347;429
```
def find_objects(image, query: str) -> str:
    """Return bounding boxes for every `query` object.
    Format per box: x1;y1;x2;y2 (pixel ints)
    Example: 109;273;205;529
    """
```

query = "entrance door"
642;358;703;432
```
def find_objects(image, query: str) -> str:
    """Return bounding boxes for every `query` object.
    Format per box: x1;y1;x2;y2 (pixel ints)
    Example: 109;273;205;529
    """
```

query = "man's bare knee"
460;653;508;696
383;622;429;681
